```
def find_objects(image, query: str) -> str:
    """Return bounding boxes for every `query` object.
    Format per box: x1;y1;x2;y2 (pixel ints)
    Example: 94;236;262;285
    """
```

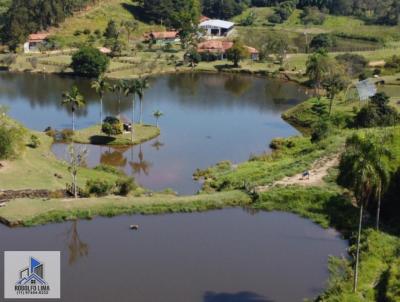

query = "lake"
0;72;309;194
0;209;348;302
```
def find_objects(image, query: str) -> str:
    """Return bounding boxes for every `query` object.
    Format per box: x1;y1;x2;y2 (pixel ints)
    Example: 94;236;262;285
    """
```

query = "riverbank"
0;190;251;227
0;130;120;191
72;124;160;146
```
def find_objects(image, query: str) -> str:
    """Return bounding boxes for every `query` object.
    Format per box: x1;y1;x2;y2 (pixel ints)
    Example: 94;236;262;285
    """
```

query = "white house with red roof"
23;33;50;53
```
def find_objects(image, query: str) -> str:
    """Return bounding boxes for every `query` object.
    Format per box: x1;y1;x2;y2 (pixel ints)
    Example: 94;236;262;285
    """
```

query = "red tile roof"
28;33;50;42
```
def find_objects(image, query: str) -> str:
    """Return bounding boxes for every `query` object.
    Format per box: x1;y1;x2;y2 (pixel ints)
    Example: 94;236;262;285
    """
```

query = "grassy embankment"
0;190;251;227
0;130;119;191
72;124;160;146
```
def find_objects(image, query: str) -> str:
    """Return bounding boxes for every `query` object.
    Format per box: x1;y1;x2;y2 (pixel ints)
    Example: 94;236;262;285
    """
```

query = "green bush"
29;135;40;148
354;93;399;128
86;179;113;196
387;258;400;302
0;123;25;160
71;46;110;77
60;129;74;141
115;177;137;196
101;116;123;136
300;6;326;25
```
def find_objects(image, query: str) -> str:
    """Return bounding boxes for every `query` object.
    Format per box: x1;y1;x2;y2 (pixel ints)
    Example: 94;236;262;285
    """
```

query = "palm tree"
91;75;110;125
153;110;164;128
110;80;126;116
124;80;139;142
322;73;348;116
338;133;391;292
136;77;150;124
306;50;334;94
61;86;85;131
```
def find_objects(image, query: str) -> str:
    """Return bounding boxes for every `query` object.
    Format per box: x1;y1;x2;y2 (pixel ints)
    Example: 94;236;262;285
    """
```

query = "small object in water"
130;224;139;230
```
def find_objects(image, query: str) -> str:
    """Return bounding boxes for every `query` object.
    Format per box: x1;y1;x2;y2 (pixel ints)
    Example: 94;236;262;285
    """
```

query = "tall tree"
91;75;109;125
124;80;139;142
338;133;391;291
226;40;249;68
322;72;348;116
61;86;85;131
120;20;139;44
306;50;335;93
136;77;150;124
67;144;88;199
110;80;126;116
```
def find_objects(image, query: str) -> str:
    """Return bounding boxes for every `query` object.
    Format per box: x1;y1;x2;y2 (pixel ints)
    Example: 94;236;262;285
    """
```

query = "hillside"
50;0;164;47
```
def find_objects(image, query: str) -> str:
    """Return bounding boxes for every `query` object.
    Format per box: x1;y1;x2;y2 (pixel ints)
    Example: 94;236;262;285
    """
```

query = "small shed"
199;20;235;37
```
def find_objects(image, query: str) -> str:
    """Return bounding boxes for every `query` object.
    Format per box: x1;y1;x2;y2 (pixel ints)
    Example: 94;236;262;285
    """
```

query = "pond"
0;72;309;194
0;209;348;302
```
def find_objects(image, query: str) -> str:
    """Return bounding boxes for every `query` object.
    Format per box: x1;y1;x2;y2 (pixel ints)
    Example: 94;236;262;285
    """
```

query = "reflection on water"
66;221;89;265
0;209;348;302
0;72;309;194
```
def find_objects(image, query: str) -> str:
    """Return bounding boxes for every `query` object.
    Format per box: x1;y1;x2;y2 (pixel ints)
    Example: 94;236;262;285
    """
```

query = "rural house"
23;33;50;53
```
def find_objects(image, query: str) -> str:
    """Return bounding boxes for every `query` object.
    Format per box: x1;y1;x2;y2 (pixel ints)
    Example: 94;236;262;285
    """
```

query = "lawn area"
72;124;160;146
0;131;119;191
0;190;251;226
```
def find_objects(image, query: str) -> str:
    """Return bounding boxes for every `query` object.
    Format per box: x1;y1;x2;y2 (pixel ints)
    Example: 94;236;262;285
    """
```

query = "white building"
199;19;235;37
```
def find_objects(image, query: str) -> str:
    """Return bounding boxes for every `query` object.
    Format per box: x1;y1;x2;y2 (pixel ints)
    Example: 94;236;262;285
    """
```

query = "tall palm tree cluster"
338;132;392;292
61;75;162;143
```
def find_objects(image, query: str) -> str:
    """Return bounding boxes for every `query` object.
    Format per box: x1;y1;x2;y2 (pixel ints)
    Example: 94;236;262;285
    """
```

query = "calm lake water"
0;72;308;194
0;209;348;302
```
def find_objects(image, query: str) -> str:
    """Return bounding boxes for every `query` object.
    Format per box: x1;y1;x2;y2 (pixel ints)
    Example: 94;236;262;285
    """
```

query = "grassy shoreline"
0;190;252;227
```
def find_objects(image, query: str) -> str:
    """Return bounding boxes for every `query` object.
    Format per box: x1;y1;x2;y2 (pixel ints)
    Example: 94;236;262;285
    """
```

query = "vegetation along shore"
0;0;400;301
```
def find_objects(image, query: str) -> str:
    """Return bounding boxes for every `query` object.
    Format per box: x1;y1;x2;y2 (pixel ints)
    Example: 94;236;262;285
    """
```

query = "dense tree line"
1;0;99;50
262;0;400;25
143;0;201;25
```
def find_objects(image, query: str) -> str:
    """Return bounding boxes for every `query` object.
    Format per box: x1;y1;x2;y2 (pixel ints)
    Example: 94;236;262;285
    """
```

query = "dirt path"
255;154;340;193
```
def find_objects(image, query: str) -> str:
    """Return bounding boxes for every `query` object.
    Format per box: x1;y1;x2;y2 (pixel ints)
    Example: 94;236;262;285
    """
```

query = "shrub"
354;92;399;128
60;129;74;141
115;177;137;196
310;34;335;50
385;55;400;71
29;135;40;148
300;7;325;25
94;164;123;175
86;179;113;196
311;120;331;143
0;123;25;160
83;29;91;35
71;46;110;77
102;116;123;136
336;53;368;77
